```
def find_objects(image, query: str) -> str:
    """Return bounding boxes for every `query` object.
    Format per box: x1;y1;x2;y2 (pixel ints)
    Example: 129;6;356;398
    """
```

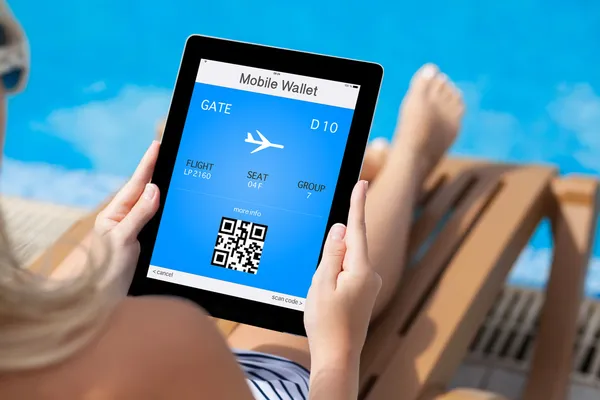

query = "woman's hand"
94;141;161;292
304;180;381;399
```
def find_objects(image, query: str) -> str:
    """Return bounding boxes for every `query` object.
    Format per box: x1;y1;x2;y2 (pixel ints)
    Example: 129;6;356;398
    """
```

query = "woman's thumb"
114;183;160;243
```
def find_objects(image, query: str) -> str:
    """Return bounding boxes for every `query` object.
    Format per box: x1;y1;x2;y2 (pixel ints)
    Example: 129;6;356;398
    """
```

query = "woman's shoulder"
87;296;232;394
99;296;253;399
107;295;215;352
113;295;212;336
1;296;244;399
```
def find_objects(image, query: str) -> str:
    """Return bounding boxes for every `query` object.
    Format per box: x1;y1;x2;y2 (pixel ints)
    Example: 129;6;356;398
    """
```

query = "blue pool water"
2;0;600;294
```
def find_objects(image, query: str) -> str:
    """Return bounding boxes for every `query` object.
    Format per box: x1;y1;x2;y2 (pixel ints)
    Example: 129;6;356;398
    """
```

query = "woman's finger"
116;140;160;204
344;180;369;270
100;141;160;223
312;223;347;288
112;183;160;244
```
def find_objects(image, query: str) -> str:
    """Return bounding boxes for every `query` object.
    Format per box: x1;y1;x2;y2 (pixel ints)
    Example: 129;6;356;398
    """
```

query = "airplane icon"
245;130;284;154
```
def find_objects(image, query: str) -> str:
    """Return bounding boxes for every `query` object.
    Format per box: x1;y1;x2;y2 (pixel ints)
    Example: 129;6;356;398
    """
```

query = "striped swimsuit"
234;349;310;399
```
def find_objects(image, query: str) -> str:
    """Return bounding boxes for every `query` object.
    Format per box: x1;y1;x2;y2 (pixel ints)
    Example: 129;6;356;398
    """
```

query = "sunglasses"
0;19;28;94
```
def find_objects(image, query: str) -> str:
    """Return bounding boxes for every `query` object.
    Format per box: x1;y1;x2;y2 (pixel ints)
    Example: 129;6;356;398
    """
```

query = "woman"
0;2;464;398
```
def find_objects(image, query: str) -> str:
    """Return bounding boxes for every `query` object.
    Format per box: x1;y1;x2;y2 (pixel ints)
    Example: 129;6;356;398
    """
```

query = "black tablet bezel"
128;35;383;336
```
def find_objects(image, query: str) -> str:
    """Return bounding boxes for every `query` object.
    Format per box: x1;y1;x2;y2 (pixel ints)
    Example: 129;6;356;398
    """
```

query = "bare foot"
395;63;464;178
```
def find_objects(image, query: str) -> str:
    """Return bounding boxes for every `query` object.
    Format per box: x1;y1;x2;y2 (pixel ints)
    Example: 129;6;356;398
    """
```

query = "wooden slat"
408;173;477;257
365;166;556;400
417;157;482;204
522;177;600;400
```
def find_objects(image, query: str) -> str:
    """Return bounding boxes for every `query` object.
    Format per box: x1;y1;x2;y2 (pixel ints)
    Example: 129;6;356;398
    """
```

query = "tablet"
129;35;383;336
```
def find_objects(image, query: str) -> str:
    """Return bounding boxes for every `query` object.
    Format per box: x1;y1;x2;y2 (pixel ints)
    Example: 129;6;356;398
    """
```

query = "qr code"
211;217;268;274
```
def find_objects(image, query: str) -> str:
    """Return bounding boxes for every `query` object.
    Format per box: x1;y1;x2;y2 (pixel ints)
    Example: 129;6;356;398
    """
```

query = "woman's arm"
309;356;360;400
304;181;382;400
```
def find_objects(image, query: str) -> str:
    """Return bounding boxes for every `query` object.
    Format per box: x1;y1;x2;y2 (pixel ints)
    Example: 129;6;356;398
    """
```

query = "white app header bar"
148;266;306;311
196;59;360;109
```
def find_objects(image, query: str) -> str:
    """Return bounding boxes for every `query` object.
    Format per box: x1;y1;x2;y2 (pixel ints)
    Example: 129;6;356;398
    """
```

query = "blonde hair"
0;217;121;371
0;0;124;373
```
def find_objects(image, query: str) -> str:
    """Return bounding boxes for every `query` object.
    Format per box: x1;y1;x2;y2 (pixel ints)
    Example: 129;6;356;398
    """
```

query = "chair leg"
522;177;599;400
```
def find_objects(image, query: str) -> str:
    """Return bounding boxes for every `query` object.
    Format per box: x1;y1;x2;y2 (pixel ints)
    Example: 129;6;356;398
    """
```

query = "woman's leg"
228;64;464;367
361;137;390;183
366;64;464;317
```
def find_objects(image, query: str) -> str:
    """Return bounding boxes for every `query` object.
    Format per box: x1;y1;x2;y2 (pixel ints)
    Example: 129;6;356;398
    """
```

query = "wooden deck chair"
355;158;557;400
26;157;599;400
358;163;598;400
435;177;599;400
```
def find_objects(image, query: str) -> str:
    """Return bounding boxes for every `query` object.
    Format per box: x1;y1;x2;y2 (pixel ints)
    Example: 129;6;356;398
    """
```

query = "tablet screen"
147;59;361;311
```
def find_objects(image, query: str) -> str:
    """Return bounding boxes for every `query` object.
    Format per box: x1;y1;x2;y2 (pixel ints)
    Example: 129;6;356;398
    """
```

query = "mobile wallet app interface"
148;59;361;311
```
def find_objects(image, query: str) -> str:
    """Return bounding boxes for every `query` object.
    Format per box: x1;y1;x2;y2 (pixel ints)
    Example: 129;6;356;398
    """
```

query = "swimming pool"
2;0;599;294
